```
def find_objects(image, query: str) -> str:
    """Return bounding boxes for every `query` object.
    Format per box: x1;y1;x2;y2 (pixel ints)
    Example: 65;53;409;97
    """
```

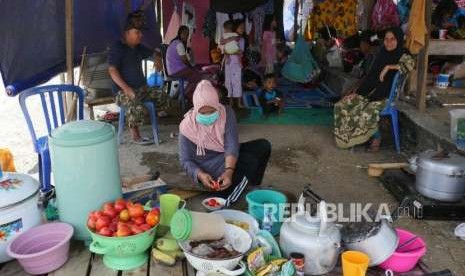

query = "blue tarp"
0;0;161;96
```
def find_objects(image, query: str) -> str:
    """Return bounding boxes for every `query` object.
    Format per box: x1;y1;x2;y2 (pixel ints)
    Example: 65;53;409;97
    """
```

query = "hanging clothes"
182;2;196;48
203;9;217;39
298;0;314;36
310;0;358;38
371;0;400;31
263;0;274;14
406;0;426;54
164;9;182;44
397;0;411;25
282;35;320;83
251;6;265;47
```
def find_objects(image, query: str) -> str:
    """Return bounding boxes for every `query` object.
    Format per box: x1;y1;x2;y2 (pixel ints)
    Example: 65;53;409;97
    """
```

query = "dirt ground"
1;84;464;275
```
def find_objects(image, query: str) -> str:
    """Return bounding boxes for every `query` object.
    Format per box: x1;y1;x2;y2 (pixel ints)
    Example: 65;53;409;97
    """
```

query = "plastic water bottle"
262;207;273;233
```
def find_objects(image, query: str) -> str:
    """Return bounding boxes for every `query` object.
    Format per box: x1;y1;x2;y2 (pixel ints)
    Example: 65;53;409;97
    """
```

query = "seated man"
108;13;167;145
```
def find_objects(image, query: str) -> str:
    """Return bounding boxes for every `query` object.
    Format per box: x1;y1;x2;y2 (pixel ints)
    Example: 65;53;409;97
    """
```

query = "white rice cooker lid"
418;151;465;176
0;173;40;209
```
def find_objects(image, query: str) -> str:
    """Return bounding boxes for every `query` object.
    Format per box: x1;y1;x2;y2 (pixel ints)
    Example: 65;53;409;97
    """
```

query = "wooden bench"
85;96;115;120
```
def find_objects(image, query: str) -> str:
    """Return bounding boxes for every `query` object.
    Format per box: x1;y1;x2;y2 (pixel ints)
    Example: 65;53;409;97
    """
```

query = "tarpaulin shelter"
0;0;162;96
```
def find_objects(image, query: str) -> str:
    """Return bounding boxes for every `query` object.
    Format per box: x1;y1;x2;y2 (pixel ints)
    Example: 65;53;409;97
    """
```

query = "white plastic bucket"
449;109;465;140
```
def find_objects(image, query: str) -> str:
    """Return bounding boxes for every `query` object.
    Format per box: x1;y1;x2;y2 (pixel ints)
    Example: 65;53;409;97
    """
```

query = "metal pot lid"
417;150;465;176
0;172;40;209
341;221;382;243
293;212;322;231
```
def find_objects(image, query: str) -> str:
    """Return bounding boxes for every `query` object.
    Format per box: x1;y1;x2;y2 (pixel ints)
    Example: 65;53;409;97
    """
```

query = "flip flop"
133;137;154;145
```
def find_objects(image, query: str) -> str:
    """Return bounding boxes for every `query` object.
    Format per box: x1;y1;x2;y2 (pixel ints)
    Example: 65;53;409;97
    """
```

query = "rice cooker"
0;173;42;262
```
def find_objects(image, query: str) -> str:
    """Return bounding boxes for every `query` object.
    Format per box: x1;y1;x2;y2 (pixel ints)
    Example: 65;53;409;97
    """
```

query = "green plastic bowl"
87;225;157;271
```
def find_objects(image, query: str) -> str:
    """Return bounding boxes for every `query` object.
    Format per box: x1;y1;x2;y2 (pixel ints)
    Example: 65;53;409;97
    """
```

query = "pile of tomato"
87;199;160;237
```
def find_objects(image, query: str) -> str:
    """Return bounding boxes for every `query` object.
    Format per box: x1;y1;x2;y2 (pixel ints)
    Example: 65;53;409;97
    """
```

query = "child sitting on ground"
259;74;284;115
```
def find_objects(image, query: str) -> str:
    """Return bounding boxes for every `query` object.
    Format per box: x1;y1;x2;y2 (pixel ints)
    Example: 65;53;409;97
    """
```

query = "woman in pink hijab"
179;80;271;198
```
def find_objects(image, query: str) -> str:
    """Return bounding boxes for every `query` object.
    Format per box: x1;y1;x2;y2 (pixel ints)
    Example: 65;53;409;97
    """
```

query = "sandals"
100;111;119;122
133;137;154;145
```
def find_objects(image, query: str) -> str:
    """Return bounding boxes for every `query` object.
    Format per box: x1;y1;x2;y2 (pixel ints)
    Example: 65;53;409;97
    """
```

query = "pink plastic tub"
6;222;74;275
379;228;426;272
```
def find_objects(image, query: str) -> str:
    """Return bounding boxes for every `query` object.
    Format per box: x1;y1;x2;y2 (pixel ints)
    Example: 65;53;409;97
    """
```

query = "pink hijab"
179;80;227;156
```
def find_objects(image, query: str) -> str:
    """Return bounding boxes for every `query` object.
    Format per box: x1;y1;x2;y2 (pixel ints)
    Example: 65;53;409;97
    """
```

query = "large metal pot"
0;173;42;263
342;219;399;266
414;150;465;202
280;197;341;275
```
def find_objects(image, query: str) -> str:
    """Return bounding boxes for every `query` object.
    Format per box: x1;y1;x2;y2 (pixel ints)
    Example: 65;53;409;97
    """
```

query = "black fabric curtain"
0;0;161;95
210;0;269;13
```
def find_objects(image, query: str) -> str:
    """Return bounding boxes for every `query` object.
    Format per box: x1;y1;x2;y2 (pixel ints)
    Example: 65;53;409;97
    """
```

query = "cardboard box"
122;177;168;205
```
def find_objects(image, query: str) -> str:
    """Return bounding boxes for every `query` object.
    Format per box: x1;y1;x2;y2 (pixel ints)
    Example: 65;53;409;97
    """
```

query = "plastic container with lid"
170;209;225;241
49;120;122;241
0;173;42;263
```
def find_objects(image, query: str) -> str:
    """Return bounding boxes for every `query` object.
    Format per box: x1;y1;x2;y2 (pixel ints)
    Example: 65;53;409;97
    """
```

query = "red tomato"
114;199;127;213
132;216;145;226
87;217;97;230
127;202;145;218
88;211;99;221
95;216;111;232
129;224;143;235
109;222;117;233
98;227;113;237
145;210;160;226
139;224;152;232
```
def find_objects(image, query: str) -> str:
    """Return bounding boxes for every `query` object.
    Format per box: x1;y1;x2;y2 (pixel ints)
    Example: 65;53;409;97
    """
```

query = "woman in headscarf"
334;27;415;151
179;80;271;198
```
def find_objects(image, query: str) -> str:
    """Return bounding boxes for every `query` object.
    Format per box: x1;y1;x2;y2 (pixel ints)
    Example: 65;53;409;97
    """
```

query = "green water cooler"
49;120;122;241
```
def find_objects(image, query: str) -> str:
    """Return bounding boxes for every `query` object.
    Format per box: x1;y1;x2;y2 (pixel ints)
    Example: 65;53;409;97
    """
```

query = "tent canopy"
210;0;269;13
0;0;161;96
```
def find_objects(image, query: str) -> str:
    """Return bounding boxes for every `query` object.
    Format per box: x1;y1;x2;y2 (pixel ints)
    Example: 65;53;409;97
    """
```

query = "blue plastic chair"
380;72;407;153
19;85;85;192
117;101;159;145
160;44;187;113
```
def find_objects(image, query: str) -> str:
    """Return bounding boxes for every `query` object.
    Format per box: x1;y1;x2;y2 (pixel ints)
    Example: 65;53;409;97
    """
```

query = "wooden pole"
416;0;432;112
65;0;74;118
293;0;299;41
65;0;74;85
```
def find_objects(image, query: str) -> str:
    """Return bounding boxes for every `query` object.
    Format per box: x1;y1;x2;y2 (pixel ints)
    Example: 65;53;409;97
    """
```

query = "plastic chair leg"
178;79;186;112
391;109;401;153
144;102;160;145
117;107;126;144
38;151;51;192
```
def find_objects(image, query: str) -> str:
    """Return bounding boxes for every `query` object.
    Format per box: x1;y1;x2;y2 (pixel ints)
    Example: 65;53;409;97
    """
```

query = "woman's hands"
379;65;400;82
198;171;214;189
198;170;233;191
217;169;233;190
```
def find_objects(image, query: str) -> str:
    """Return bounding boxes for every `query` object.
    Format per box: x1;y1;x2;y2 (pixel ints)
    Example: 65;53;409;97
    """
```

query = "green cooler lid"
170;209;192;241
50;120;115;147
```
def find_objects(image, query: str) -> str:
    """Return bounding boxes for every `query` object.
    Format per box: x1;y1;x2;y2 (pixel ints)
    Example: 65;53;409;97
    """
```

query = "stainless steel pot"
414;150;465;202
342;219;398;266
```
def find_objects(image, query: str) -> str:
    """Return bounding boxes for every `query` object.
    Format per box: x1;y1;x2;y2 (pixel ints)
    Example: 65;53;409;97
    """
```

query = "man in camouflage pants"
108;12;168;145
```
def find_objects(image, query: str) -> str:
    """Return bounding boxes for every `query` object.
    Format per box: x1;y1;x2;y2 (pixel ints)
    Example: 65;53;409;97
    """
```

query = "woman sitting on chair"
334;27;415;151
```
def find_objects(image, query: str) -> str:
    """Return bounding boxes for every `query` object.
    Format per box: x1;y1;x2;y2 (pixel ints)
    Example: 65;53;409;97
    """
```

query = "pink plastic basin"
6;222;74;275
379;228;426;272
